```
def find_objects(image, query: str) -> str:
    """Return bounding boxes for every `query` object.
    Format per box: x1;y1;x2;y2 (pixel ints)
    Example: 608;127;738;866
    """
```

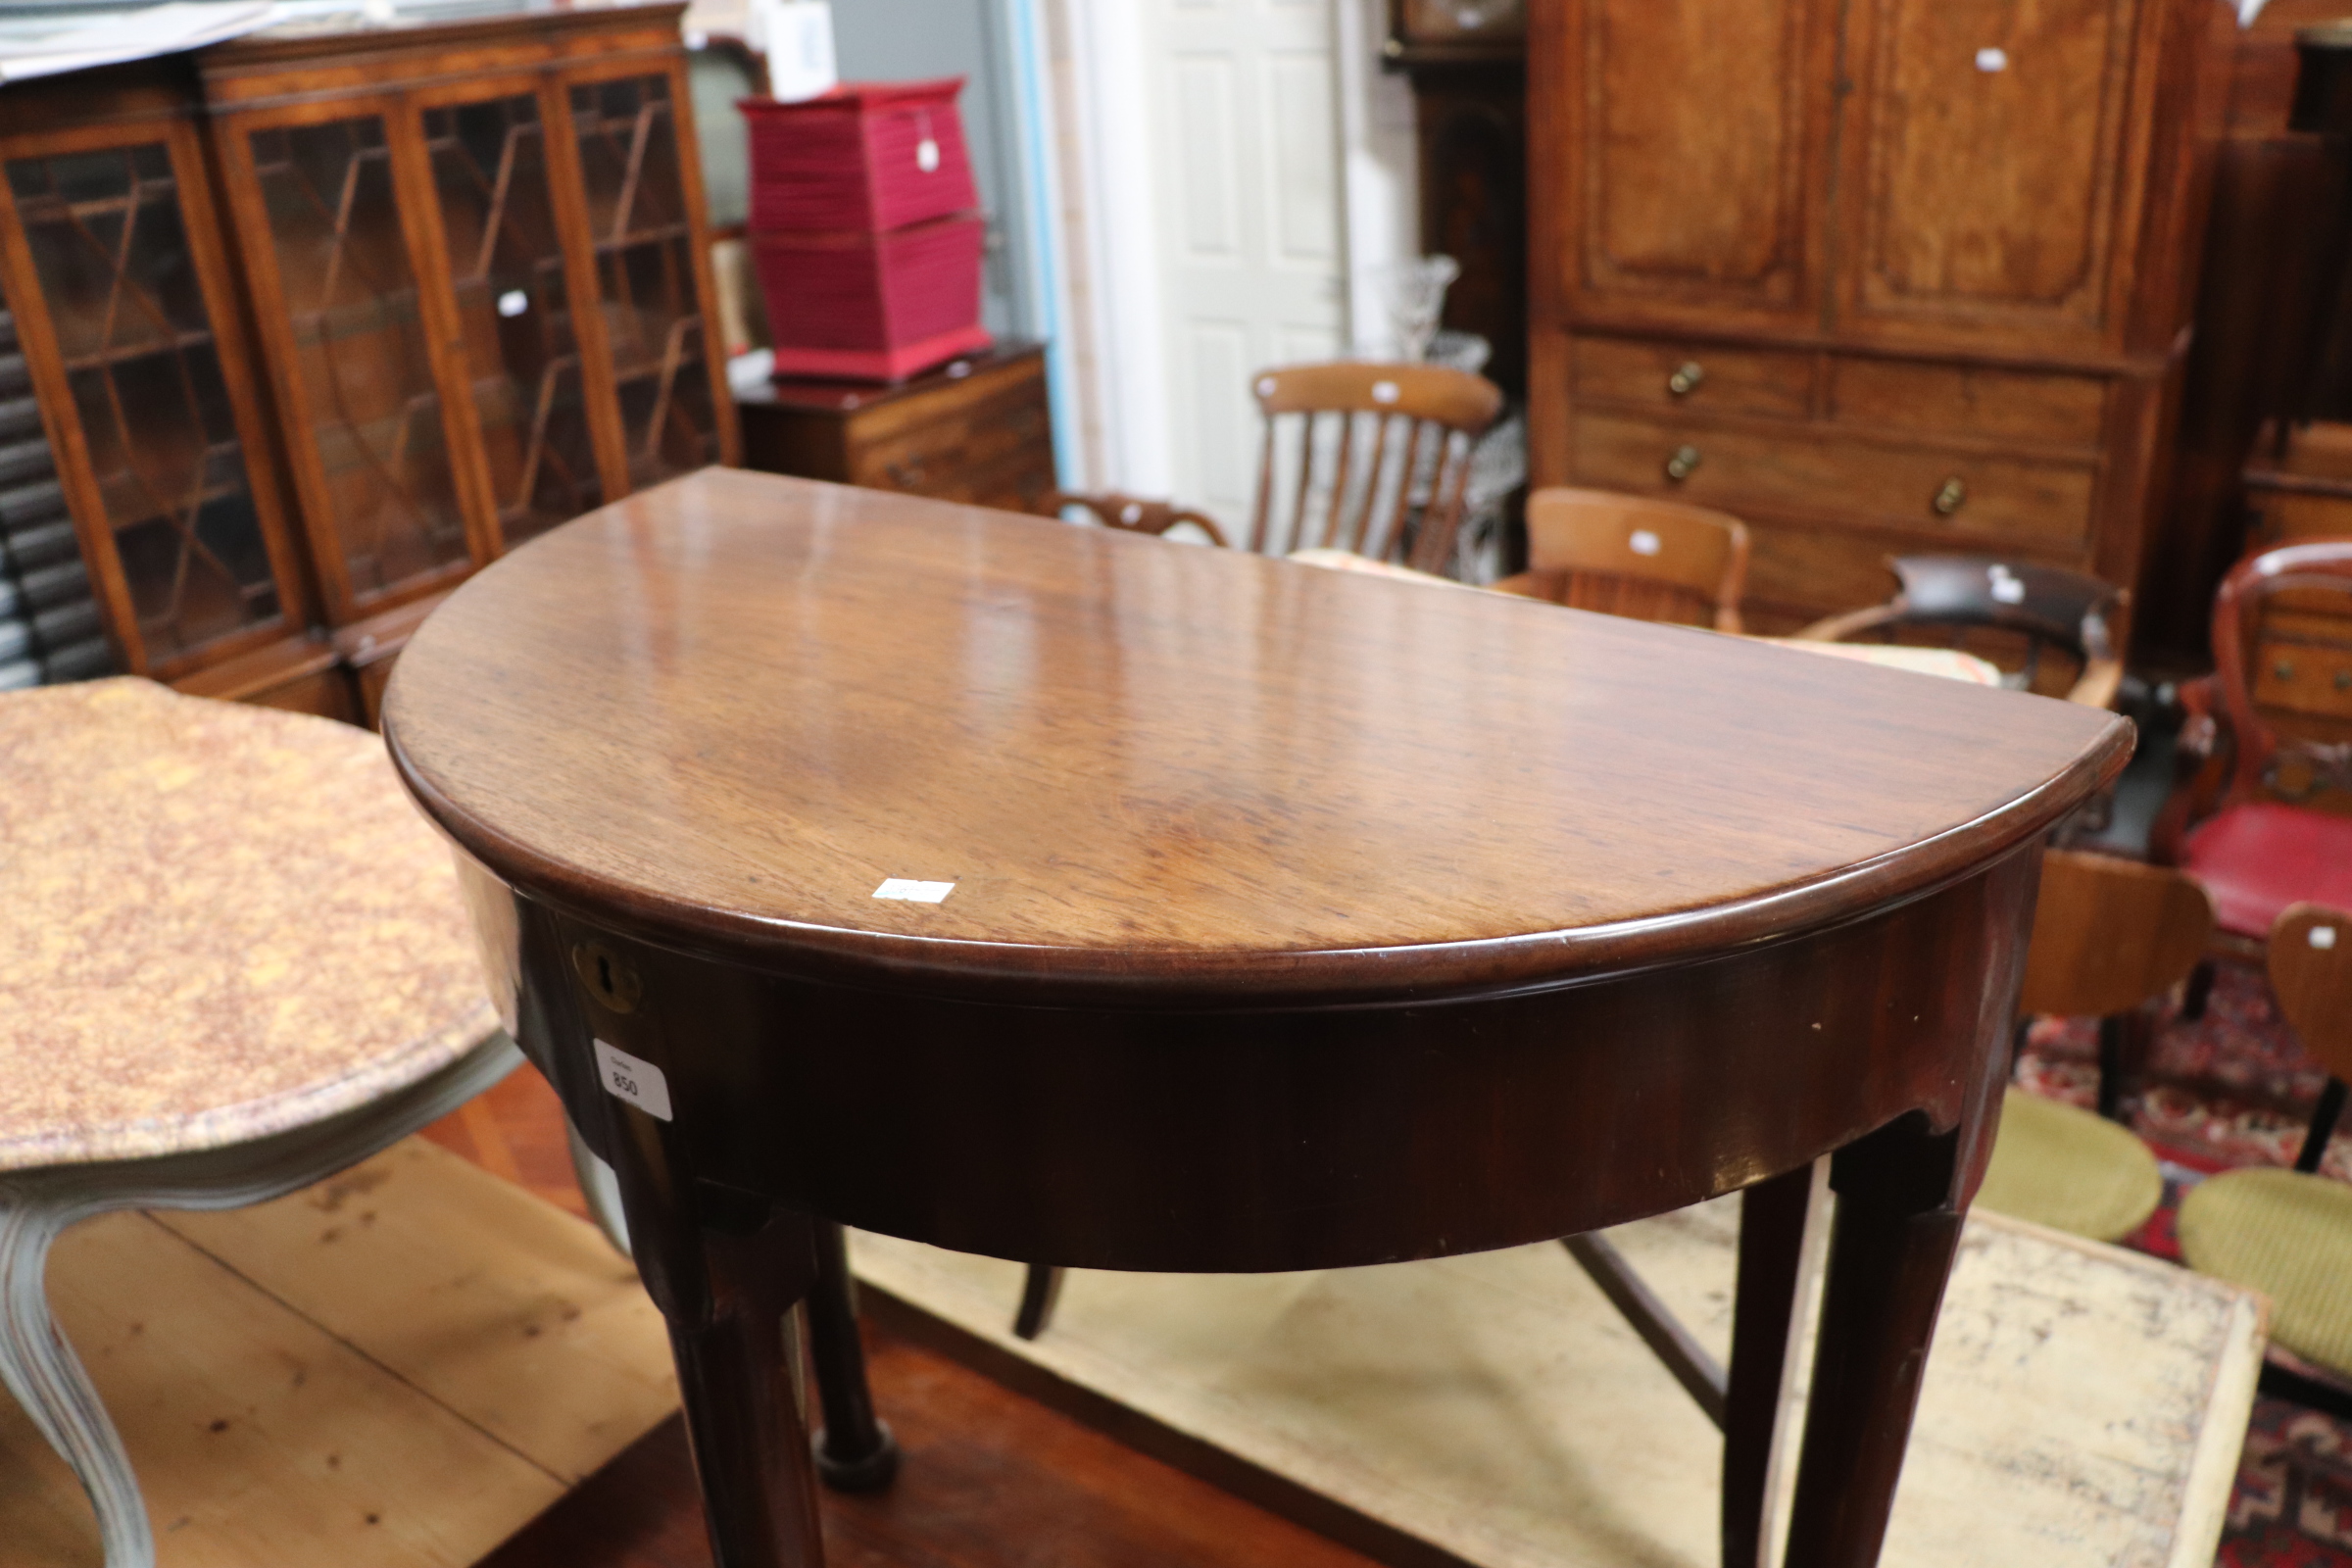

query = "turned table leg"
807;1220;899;1491
1782;1115;1970;1568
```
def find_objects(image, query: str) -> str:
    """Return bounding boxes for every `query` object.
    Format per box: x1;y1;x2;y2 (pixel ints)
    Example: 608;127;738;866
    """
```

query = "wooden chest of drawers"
735;343;1056;514
1527;0;2234;645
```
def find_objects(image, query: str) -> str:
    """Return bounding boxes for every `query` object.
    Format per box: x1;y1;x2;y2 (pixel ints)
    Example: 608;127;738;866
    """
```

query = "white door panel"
1147;0;1348;533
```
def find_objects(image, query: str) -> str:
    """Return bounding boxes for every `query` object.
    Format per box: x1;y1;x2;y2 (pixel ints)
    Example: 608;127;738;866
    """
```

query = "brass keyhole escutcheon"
1933;478;1968;516
572;942;643;1013
1664;444;1701;482
1667;361;1704;397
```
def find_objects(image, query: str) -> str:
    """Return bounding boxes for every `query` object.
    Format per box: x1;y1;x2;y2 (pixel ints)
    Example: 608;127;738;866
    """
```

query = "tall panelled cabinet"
0;2;733;722
1527;0;2238;639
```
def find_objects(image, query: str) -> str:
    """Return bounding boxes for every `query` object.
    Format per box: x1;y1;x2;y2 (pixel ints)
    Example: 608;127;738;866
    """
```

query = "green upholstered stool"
2180;1166;2352;1374
1977;1087;2164;1243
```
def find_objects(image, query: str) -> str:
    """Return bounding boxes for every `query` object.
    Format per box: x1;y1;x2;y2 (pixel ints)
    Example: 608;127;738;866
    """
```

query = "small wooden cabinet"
735;343;1055;514
1527;0;2239;640
0;1;734;717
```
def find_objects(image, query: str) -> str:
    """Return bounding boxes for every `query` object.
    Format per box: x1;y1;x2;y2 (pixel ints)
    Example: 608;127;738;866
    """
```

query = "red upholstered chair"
2155;540;2352;963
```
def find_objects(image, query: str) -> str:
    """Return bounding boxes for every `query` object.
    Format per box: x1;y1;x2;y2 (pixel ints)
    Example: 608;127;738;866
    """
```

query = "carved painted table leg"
0;1035;519;1568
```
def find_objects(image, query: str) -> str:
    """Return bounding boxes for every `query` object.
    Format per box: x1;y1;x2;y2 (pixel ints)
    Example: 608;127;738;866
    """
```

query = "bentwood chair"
1974;850;2211;1244
1797;556;2126;709
1489;487;1750;631
1049;361;1505;575
2154;541;2352;966
2179;902;2352;1383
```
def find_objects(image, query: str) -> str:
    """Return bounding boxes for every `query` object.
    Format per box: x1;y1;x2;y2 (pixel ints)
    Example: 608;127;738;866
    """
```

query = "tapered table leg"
1782;1117;1969;1568
670;1288;826;1568
1721;1160;1820;1568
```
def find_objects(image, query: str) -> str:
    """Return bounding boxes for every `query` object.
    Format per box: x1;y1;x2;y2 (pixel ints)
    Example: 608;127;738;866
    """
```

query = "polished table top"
386;467;2128;1005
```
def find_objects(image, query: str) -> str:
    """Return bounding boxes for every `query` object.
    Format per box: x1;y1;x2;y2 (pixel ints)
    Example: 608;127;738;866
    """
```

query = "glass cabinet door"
567;74;723;489
422;92;603;549
246;113;471;617
5;137;289;667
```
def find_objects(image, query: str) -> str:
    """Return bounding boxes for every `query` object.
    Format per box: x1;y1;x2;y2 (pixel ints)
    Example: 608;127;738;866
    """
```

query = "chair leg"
2095;1015;2126;1122
2181;959;2215;1021
1013;1264;1062;1340
0;1187;156;1568
805;1220;899;1493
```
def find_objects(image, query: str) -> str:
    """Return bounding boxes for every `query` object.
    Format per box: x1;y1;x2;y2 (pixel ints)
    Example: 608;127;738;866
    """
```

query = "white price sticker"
593;1039;673;1122
874;878;956;903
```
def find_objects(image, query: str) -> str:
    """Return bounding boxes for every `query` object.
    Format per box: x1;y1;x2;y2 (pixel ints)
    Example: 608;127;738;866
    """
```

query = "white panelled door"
1144;0;1349;533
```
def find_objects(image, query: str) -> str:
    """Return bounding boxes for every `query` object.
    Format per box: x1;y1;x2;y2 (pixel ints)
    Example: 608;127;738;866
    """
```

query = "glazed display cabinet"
0;1;735;719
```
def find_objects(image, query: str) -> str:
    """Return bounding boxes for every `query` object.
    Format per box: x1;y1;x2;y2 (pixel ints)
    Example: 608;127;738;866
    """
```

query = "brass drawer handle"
885;460;927;488
2277;661;2296;682
1667;361;1704;397
1933;477;1968;516
1664;444;1701;483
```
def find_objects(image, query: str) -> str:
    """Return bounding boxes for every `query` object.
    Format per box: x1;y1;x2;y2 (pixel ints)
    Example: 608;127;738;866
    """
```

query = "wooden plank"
156;1138;676;1486
0;1210;563;1568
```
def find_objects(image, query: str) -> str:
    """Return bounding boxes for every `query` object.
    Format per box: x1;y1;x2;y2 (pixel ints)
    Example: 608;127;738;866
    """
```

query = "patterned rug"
2017;961;2352;1567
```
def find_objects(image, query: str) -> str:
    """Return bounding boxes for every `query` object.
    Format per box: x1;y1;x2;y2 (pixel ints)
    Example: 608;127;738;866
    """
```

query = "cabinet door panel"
566;74;722;490
1839;0;2145;349
246;114;471;616
4;137;293;668
422;93;604;551
1546;0;1835;327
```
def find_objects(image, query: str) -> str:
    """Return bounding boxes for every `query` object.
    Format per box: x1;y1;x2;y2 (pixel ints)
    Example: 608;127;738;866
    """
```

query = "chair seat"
2180;802;2352;939
2180;1167;2352;1375
1975;1087;2163;1243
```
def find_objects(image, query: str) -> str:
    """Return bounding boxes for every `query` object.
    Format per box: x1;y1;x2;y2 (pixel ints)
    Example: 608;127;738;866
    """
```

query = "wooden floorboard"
426;1071;1385;1568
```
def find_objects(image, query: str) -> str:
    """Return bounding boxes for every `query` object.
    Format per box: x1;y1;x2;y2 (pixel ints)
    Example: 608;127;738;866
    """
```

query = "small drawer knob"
1933;477;1968;516
2277;661;2296;682
1664;444;1701;482
1667;362;1704;397
2336;669;2351;692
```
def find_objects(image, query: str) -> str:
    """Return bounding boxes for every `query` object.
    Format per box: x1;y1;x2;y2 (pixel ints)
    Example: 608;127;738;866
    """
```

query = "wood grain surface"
385;468;2129;1004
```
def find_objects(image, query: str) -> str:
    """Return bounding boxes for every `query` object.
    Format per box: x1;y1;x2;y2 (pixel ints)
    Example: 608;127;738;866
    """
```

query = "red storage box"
755;213;992;382
742;78;979;233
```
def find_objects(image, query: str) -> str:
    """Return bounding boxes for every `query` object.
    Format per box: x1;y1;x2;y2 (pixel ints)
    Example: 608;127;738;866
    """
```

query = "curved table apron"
383;469;2131;1568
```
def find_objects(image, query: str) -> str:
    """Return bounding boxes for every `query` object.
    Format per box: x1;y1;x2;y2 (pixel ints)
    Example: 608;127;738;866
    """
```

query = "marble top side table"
0;678;517;1568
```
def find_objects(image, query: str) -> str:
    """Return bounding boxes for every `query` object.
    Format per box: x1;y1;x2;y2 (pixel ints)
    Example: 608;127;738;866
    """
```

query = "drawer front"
1828;359;2106;448
850;384;1053;496
2254;638;2352;722
1569;413;2097;545
1572;335;1813;419
2250;488;2352;545
1740;520;1904;623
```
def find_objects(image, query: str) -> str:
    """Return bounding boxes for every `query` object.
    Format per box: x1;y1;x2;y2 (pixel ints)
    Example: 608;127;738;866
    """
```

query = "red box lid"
743;76;979;232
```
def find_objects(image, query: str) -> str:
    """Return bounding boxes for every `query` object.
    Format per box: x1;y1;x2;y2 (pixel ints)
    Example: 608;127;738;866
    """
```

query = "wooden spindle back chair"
1491;487;1750;631
1045;490;1229;548
1246;362;1504;572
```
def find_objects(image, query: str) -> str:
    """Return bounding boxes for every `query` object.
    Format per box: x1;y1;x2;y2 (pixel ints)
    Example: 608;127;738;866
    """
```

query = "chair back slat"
1497;486;1749;631
2018;849;2214;1020
1347;414;1396;557
1250;362;1504;572
2271;902;2352;1084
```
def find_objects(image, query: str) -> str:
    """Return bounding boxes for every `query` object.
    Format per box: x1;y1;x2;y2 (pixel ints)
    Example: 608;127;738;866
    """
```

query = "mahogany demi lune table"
381;468;2130;1568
